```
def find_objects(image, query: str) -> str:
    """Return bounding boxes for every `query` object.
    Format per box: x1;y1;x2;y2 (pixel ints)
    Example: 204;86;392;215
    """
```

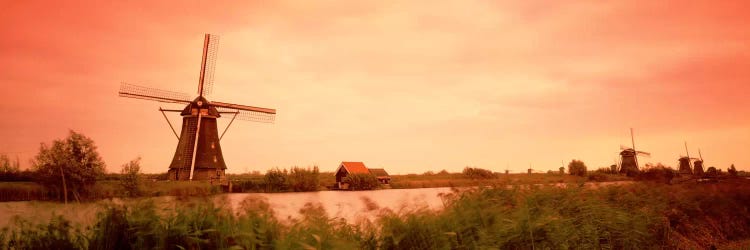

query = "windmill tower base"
168;168;226;182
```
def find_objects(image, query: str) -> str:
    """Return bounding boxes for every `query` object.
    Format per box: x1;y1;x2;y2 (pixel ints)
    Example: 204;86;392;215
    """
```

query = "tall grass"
2;181;749;249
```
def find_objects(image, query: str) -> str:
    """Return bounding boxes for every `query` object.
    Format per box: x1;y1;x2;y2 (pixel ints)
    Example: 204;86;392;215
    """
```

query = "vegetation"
567;159;587;177
2;181;750;249
119;158;142;197
344;173;380;190
31;130;106;202
729;164;738;176
0;154;33;182
231;166;321;193
462;167;496;179
287;166;320;192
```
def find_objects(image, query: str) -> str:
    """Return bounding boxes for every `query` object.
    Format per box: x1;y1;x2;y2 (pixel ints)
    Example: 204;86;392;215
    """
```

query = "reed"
2;180;749;249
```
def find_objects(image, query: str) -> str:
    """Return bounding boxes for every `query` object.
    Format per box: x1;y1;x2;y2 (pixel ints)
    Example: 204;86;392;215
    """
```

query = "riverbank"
0;173;623;202
1;180;749;249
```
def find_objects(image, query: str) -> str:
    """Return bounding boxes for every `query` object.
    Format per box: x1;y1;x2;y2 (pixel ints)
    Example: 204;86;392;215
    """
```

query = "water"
221;187;453;221
0;187;454;228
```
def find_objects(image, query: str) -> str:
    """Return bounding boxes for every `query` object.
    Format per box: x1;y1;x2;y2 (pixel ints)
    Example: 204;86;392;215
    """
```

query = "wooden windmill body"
680;142;705;175
118;34;276;181
618;128;650;176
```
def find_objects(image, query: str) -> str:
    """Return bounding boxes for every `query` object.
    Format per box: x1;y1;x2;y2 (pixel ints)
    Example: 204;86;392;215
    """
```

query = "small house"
335;162;371;189
368;168;391;184
334;162;391;189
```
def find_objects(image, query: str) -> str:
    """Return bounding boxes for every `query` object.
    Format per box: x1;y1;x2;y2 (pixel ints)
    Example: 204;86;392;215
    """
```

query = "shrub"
287;166;320;192
120;157;142;197
636;164;674;184
264;168;287;192
728;164;738;176
345;173;379;190
462;167;496;179
588;172;608;182
705;166;719;177
567;160;587;177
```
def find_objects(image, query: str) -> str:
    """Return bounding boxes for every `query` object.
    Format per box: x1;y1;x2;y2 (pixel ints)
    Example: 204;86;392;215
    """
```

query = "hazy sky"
2;1;749;174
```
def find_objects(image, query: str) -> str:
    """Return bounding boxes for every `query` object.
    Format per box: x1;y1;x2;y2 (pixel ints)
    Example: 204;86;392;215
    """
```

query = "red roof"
340;161;370;174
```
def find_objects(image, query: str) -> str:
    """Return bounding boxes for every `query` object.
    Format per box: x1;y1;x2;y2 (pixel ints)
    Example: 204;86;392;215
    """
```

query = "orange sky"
2;1;749;174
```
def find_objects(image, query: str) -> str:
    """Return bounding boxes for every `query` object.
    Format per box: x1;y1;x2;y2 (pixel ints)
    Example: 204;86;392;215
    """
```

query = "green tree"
264;168;288;192
32;130;106;202
287;166;320;192
568;160;587;177
345;173;379;190
120;157;142;197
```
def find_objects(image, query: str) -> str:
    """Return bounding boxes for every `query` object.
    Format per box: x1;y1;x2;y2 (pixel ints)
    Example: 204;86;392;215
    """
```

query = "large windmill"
118;34;276;181
618;128;650;176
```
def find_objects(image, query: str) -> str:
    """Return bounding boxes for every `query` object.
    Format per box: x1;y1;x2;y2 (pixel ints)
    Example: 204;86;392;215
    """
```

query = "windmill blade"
620;145;632;150
212;101;276;114
216;107;276;123
213;100;276;123
636;151;651;157
119;83;192;104
198;34;219;97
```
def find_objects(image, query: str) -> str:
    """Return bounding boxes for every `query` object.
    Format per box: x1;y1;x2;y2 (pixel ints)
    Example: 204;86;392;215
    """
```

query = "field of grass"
388;172;629;189
1;179;749;249
0;181;221;202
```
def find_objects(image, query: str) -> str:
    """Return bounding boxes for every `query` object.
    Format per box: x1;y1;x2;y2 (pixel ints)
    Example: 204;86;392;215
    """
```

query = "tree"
0;154;20;173
567;160;587;177
120;157;142;197
706;166;719;177
0;154;23;181
728;164;738;177
462;167;496;179
344;173;379;190
32;130;106;202
264;168;288;192
287;166;320;192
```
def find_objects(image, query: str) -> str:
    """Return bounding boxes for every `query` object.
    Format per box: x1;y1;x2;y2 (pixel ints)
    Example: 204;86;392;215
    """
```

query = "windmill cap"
180;96;220;117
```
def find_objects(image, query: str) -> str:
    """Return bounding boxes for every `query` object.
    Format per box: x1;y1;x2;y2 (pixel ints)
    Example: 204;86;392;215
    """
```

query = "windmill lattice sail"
118;34;277;182
119;83;192;104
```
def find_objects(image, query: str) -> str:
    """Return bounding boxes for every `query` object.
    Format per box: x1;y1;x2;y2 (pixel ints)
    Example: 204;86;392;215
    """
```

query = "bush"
588;172;608;182
264;168;287;192
728;164;738;176
120;157;142;197
287;166;320;192
345;173;379;190
462;167;496;179
567;160;587;177
636;164;674;184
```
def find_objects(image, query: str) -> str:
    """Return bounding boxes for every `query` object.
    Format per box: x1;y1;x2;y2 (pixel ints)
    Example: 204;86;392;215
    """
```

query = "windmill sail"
119;83;191;104
214;101;276;123
198;34;219;97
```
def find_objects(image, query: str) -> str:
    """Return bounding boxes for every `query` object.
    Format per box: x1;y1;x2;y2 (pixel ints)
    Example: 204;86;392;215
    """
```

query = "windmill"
618;128;650;176
694;147;705;175
678;142;698;174
118;34;276;181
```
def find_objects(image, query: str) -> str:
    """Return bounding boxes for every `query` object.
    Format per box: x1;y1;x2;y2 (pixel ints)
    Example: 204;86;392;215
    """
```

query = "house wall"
335;167;347;183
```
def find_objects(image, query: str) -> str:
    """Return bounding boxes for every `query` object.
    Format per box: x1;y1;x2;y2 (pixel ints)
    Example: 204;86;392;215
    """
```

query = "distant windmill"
678;142;699;174
619;128;650;176
694;147;705;175
118;34;276;181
